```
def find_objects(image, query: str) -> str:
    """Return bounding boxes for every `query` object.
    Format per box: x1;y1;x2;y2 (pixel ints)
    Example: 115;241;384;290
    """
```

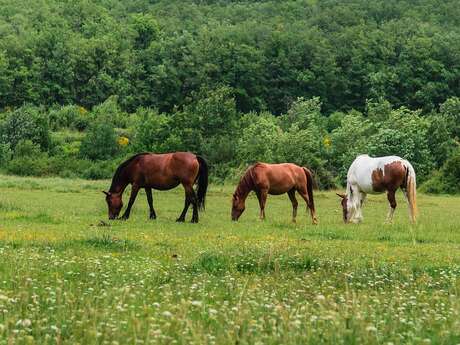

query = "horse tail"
303;167;316;212
196;155;209;211
405;162;417;223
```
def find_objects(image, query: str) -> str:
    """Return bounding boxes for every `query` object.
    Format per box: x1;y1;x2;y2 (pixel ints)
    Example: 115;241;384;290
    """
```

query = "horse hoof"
191;219;198;224
176;218;185;223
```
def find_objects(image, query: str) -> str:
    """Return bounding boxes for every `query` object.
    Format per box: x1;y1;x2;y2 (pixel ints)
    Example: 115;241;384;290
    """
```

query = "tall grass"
0;175;459;344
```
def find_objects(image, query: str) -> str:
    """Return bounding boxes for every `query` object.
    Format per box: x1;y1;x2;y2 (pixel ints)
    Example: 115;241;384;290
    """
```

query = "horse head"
336;193;350;223
103;191;123;220
231;193;245;221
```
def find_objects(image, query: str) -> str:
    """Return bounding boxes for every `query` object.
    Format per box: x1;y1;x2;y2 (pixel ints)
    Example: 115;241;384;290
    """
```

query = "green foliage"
0;1;459;189
81;160;119;180
48;105;89;131
366;107;434;180
0;105;51;150
130;13;160;49
131;108;173;153
80;121;119;161
90;96;127;128
330;111;372;183
1;0;460;114
0;143;12;166
439;97;460;140
236;113;281;164
421;148;460;194
6;140;50;176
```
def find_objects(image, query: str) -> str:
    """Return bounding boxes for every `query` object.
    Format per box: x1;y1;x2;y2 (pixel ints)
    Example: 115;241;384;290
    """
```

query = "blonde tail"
406;165;417;223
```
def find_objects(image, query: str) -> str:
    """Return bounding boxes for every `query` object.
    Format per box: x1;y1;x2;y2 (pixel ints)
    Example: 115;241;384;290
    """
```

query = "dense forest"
0;0;459;192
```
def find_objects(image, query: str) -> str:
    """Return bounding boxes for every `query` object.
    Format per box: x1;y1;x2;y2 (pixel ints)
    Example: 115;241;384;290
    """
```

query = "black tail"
303;167;316;211
196;155;209;210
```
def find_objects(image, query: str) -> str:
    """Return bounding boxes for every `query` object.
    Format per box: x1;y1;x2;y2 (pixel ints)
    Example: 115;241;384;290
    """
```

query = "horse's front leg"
256;189;268;220
145;187;156;219
120;184;140;220
355;192;366;222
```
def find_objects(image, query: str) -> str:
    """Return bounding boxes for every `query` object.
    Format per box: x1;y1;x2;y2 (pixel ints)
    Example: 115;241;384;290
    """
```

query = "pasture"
0;175;459;344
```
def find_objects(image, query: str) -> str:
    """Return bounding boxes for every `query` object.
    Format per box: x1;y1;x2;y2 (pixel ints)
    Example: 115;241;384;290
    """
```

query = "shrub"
48;105;89;131
0;105;51;150
80;121;119;161
0;143;12;166
90;96;128;128
420;148;460;194
236;113;282;164
82;160;117;180
131;108;173;152
5;140;50;176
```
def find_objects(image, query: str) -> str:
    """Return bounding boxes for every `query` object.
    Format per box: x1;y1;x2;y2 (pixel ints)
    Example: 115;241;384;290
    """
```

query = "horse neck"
346;183;359;208
235;170;254;201
109;168;130;195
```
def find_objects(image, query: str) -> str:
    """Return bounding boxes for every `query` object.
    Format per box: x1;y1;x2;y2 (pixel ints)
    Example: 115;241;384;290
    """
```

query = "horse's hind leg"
287;189;298;223
298;190;317;225
120;184;140;220
177;184;199;223
145;188;156;219
401;188;414;223
189;188;199;223
386;190;397;223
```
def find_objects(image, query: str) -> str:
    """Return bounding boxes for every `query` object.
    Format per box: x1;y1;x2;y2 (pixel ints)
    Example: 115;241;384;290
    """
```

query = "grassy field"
0;175;459;344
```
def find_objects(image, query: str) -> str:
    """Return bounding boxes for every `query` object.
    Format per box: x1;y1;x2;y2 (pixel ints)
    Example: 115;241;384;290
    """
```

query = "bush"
131;108;173;152
0;105;51;150
0;143;12;166
236;113;282;164
421;148;460;194
80;121;119;161
5;140;50;176
367;107;434;182
48;105;89;131
90;96;128;128
82;160;118;180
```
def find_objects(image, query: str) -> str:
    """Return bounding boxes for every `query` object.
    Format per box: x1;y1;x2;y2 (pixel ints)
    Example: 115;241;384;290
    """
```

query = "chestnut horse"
103;152;208;222
231;163;318;224
337;154;417;223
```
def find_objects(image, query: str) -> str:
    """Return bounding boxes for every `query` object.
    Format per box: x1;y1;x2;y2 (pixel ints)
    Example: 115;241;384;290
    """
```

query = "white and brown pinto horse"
337;155;417;223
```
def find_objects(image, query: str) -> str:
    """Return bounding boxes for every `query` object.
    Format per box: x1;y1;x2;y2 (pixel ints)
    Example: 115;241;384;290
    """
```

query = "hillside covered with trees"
0;0;459;192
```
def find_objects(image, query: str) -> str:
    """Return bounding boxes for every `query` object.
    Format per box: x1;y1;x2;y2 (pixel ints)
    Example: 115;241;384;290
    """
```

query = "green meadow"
0;174;459;344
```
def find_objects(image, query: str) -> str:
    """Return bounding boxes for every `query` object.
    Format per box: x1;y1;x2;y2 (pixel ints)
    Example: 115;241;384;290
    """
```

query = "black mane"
109;153;149;192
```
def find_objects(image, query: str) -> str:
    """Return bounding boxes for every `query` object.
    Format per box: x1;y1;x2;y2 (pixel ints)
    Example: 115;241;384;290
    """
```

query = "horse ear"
102;191;110;196
336;193;346;199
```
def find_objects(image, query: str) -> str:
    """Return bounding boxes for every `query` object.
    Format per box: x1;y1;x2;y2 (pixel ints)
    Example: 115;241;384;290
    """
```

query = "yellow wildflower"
118;136;129;146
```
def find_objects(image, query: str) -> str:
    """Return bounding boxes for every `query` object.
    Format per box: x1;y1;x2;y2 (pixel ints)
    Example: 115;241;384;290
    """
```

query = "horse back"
134;152;199;189
253;163;305;194
349;155;408;193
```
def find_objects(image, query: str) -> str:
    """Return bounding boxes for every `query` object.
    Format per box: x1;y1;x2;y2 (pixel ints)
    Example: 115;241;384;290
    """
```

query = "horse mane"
109;153;149;192
234;165;256;198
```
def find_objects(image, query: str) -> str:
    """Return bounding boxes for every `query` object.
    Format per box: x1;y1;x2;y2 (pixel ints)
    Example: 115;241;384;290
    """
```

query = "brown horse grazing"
103;152;208;222
231;163;318;224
